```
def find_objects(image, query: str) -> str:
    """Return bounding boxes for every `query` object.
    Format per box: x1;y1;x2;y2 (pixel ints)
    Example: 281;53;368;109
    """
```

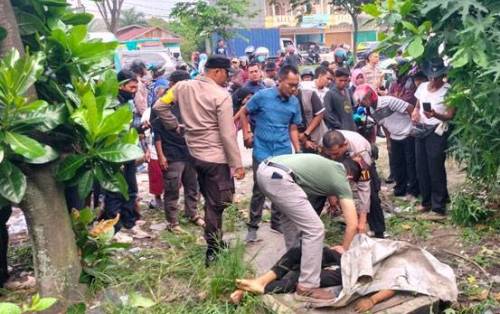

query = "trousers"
191;157;234;251
415;132;448;212
248;159;281;230
266;246;342;294
391;136;418;196
367;164;385;237
163;160;199;225
257;163;324;288
0;205;12;287
103;161;139;230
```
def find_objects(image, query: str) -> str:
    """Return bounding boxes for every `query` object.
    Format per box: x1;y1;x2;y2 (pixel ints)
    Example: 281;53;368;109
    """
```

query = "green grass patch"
387;215;432;240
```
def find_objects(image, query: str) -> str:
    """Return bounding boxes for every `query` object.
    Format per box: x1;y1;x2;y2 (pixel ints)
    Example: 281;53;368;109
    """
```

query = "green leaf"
96;71;119;98
5;132;46;159
401;21;418;34
472;51;488;68
12;8;50;35
0;50;44;97
97;106;132;139
400;0;413;16
129;293;156;308
56;155;87;181
451;49;469;68
78;208;96;226
362;3;381;17
0;147;3;164
30;297;57;312
97;144;143;163
77;169;94;199
12;102;66;133
0;303;22;314
407;37;425;58
122;129;139;145
62;12;93;25
25;144;58;164
95;167;129;199
0;161;27;204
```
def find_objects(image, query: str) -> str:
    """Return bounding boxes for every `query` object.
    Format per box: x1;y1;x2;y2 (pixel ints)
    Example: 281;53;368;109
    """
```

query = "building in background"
262;0;378;49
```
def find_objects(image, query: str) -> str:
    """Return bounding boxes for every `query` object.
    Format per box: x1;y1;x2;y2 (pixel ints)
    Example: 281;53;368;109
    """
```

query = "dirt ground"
1;137;499;313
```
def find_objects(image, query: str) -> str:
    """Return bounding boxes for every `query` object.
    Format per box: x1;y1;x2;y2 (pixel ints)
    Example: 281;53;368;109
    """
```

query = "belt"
264;160;297;181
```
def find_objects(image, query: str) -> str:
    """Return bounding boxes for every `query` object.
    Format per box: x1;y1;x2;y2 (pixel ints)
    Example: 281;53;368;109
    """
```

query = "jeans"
391;137;419;196
415;132;448;213
248;159;281;230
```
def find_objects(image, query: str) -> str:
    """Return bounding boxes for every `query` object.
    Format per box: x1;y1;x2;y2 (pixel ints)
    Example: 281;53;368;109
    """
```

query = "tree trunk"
0;0;24;57
351;13;359;63
20;164;83;312
205;37;212;55
1;1;83;311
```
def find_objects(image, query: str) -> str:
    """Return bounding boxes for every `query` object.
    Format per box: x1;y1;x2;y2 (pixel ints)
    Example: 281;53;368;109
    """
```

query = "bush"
450;182;496;226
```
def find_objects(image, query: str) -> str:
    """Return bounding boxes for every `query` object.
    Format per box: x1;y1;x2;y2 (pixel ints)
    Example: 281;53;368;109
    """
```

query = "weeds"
224;203;242;233
451;182;495;227
91;221;271;313
322;216;345;245
387;216;431;240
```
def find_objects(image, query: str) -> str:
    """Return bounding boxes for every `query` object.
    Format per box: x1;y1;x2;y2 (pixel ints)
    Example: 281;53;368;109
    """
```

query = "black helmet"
300;68;314;79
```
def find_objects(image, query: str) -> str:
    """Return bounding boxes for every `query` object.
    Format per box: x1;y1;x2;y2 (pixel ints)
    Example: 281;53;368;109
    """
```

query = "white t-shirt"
414;82;450;125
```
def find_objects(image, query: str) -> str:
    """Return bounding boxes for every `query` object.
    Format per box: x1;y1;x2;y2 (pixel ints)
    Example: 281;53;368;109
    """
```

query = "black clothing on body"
323;86;356;131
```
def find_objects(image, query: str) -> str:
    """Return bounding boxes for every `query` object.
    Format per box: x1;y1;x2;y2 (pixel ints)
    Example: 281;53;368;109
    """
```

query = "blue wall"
213;28;281;57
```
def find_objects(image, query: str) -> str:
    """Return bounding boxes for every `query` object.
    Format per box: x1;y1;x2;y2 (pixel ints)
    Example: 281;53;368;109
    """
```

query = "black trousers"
191;157;234;251
391;137;419;196
0;205;12;287
265;246;342;294
103;161;139;231
248;159;281;230
367;164;385;237
415;132;448;213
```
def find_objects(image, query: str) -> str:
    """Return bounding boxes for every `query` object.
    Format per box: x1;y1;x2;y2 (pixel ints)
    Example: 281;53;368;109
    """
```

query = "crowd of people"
0;41;457;309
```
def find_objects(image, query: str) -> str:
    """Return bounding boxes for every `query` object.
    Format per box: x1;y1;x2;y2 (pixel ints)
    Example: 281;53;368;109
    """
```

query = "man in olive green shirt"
256;153;358;305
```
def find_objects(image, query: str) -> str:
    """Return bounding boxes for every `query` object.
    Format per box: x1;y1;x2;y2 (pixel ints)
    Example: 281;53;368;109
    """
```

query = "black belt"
264;160;297;181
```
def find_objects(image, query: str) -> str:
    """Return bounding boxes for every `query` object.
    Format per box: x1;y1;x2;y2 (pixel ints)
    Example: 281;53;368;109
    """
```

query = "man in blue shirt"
240;65;302;242
242;62;265;94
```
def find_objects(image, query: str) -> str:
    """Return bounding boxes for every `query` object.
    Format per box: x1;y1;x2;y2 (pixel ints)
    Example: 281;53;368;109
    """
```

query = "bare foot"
229;289;245;304
235;278;266;294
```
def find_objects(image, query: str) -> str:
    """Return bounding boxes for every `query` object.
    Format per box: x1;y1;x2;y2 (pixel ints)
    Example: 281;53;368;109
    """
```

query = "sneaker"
420;211;447;221
205;248;218;267
294;284;336;305
245;228;259;243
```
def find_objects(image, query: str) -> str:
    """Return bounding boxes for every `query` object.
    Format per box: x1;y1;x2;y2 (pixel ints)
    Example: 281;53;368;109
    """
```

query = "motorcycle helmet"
255;47;270;63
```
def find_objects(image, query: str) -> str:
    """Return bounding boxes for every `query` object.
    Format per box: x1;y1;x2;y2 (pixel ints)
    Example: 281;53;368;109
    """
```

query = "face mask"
119;89;135;102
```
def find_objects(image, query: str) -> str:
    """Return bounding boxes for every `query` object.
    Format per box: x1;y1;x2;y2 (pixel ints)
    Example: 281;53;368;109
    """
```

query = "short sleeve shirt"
270;154;353;199
247;88;302;162
414;82;450;125
375;96;412;140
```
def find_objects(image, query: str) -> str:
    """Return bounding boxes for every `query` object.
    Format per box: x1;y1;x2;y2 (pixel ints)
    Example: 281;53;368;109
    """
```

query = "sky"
70;0;179;19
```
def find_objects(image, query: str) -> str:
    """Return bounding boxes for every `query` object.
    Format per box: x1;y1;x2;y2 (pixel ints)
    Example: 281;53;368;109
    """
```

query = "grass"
322;215;345;245
84;215;272;314
386;215;432;240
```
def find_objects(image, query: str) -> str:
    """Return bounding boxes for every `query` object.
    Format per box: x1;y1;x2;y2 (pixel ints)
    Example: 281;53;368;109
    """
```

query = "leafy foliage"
2;0;143;204
0;294;57;313
71;208;129;286
169;0;255;54
119;8;147;27
363;0;500;187
451;182;496;226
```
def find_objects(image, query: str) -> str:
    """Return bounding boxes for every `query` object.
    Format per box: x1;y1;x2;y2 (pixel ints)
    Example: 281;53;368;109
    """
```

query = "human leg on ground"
415;137;432;210
425;133;448;213
181;160;203;226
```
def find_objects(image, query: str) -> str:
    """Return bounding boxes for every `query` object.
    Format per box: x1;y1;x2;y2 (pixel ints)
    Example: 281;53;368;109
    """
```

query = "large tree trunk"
1;1;83;311
20;164;83;311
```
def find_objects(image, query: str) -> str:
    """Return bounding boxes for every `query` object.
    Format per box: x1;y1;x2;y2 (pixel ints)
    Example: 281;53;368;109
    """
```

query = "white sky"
70;0;179;18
